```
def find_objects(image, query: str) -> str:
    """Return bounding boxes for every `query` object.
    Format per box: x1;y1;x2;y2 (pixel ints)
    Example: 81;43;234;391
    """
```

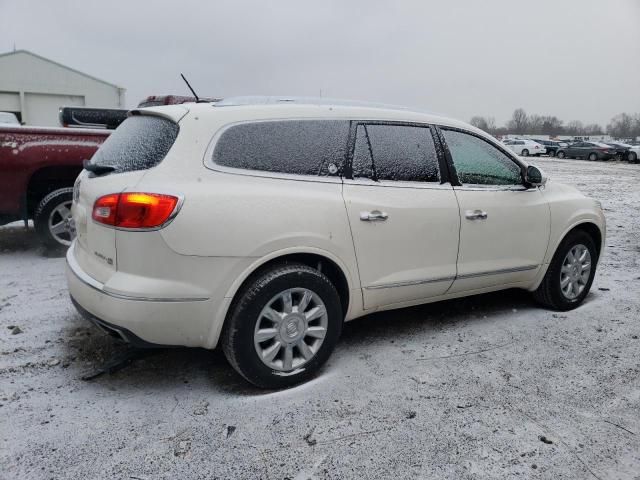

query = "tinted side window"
354;124;439;182
442;129;522;186
90;115;179;173
213;120;349;176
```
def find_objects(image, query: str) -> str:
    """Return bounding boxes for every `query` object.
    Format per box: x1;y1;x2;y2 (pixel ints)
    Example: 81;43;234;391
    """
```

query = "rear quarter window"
90;115;179;173
212;120;349;176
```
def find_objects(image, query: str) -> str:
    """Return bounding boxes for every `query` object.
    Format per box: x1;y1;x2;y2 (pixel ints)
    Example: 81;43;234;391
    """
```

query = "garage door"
24;93;85;127
0;91;21;117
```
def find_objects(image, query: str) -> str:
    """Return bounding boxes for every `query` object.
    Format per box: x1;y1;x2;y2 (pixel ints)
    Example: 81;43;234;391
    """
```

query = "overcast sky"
1;0;639;126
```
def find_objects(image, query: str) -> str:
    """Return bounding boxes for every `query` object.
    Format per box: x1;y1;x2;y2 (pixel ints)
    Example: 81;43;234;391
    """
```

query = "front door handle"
465;209;488;220
360;210;388;222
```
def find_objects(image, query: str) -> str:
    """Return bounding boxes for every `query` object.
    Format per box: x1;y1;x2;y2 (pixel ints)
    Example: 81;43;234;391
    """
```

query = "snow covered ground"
1;157;639;479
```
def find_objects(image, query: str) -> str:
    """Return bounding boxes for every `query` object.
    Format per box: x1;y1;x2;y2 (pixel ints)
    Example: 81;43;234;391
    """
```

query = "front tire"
34;187;75;248
628;151;638;162
521;149;529;157
588;152;598;161
221;263;343;389
533;230;598;311
556;150;566;159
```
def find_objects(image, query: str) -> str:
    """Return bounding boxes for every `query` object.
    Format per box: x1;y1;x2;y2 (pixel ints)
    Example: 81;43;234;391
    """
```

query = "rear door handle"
465;209;488;220
360;210;388;222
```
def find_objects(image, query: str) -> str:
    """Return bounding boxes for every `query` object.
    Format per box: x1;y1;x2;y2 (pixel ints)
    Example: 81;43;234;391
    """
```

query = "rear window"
212;120;349;176
90;115;179;173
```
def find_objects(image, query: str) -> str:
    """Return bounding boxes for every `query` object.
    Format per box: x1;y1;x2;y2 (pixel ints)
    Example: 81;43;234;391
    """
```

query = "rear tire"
628;151;638;162
221;263;343;389
588;152;598;161
34;187;75;249
533;230;597;311
549;150;556;157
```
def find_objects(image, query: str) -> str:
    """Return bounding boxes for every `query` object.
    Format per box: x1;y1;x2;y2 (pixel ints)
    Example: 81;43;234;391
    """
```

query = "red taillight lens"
92;193;119;225
92;193;180;229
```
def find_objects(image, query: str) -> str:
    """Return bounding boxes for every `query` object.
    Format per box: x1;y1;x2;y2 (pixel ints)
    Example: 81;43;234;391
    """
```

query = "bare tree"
528;114;544;134
565;120;584;136
507;108;528;134
540;116;563;136
583;123;603;135
607;113;634;139
470;116;496;134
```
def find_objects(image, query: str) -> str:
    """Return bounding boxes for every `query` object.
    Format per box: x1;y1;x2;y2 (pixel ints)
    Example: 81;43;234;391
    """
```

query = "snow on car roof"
196;95;479;134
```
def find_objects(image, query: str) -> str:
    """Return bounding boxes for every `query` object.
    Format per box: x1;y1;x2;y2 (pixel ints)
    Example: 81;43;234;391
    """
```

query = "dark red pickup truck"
0;125;109;247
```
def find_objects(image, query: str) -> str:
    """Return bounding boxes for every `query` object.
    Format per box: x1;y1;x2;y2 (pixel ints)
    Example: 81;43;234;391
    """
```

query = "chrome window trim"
344;178;453;190
453;185;530;192
203;118;348;185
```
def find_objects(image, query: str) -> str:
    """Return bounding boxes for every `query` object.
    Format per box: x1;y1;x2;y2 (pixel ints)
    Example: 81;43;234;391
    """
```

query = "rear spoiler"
58;107;128;130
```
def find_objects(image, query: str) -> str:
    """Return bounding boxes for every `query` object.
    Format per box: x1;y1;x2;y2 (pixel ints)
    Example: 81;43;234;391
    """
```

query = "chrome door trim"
456;264;539;280
364;275;456;290
365;265;539;290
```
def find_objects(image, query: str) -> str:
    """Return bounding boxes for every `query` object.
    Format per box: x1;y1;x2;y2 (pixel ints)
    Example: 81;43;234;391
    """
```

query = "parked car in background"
556;142;617;161
530;139;568;157
0;112;21;125
0;124;109;247
502;138;546;156
67;97;605;389
603;142;639;162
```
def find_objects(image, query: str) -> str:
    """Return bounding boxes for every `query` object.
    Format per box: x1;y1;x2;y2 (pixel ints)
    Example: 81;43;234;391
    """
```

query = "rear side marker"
92;192;181;229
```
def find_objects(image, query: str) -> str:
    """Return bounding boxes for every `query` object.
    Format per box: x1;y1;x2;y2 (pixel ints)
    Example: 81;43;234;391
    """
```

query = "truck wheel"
533;230;597;311
221;262;342;389
34;187;75;248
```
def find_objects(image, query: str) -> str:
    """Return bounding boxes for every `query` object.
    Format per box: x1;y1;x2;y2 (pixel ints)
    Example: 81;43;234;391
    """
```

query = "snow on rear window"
89;115;178;173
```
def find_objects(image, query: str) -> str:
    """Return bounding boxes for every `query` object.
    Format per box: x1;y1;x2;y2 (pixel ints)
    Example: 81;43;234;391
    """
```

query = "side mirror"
525;165;547;187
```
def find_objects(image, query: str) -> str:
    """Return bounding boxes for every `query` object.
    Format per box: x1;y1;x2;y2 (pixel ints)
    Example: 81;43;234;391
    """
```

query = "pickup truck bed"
0;125;109;247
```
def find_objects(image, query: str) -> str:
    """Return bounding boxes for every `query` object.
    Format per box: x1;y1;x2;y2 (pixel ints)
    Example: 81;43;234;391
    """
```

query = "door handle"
465;209;488;220
360;210;388;222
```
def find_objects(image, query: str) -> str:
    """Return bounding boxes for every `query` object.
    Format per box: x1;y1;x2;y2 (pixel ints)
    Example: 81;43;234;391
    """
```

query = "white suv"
66;97;605;388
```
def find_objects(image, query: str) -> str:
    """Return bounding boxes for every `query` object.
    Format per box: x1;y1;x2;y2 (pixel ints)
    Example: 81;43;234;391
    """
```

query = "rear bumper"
66;246;218;348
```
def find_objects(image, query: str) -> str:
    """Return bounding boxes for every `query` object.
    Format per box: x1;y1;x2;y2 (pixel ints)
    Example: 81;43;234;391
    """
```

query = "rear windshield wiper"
83;160;116;175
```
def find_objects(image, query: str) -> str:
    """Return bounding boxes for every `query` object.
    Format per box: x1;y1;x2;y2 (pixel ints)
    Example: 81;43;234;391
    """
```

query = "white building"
0;50;125;127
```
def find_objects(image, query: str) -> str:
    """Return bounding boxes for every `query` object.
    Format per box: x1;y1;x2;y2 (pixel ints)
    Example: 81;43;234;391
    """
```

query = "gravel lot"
1;157;639;480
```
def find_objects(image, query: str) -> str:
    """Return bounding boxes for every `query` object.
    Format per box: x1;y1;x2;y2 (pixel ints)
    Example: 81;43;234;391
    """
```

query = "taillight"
92;193;119;225
92;193;180;229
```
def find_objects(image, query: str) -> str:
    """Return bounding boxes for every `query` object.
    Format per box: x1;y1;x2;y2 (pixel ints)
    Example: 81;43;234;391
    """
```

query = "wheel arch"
26;166;82;216
531;220;604;291
207;248;356;349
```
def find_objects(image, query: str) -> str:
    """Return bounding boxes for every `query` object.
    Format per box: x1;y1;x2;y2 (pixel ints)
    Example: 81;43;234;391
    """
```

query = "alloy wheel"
254;288;328;371
560;244;591;300
47;200;74;246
